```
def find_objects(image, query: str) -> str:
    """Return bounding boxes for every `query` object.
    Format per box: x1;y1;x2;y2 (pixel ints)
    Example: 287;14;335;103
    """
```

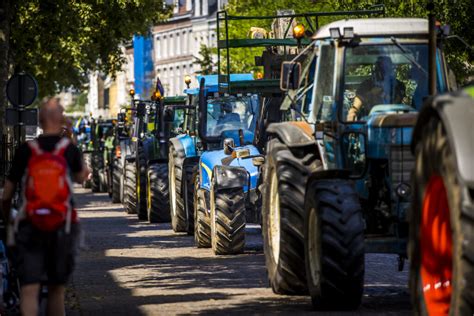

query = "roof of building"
313;18;428;39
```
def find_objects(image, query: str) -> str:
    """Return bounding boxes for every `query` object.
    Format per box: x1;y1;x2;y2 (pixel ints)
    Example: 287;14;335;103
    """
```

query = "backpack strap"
28;140;43;156
53;137;71;156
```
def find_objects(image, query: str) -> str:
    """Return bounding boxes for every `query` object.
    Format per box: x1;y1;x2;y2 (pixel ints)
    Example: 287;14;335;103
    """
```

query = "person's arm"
2;180;16;224
73;163;90;184
347;96;363;121
68;145;91;184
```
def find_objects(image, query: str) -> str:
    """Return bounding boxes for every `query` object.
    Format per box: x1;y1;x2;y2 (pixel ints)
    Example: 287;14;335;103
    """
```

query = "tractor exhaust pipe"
427;1;437;96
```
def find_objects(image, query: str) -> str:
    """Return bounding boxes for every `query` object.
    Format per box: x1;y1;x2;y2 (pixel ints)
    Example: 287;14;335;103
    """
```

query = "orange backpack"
23;138;73;232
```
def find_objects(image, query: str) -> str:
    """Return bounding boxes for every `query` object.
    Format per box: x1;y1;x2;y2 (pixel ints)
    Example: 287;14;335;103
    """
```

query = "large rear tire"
194;176;211;248
410;115;474;316
211;188;246;255
304;179;365;310
261;138;320;294
147;164;171;223
136;146;148;221
169;145;187;232
124;160;137;214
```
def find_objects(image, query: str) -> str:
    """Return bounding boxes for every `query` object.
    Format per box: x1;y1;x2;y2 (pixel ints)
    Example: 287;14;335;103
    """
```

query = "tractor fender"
307;169;351;190
212;165;249;191
412;91;474;187
125;154;135;163
169;135;197;158
183;156;200;168
266;122;316;148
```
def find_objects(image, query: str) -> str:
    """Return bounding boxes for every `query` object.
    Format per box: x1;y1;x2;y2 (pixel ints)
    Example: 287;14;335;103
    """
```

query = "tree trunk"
0;0;11;184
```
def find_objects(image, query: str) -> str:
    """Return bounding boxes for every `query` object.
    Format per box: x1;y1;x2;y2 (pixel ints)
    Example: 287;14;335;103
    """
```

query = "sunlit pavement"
66;186;411;315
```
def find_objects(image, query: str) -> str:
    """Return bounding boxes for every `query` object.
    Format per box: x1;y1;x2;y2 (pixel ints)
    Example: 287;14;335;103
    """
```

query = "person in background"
347;56;406;121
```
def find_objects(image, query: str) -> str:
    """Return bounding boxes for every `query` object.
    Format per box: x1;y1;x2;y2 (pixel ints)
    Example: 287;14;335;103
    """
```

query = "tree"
194;44;216;75
331;0;473;84
0;0;172;136
221;0;472;83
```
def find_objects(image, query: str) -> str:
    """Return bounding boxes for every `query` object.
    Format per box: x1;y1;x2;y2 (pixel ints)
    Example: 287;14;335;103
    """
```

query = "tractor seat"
368;112;418;128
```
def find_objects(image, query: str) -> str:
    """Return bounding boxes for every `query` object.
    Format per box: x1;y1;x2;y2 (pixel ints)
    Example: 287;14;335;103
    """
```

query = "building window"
104;88;110;109
163;35;167;58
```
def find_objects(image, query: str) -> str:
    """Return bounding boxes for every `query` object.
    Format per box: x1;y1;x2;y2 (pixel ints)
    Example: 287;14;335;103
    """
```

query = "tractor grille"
390;145;415;193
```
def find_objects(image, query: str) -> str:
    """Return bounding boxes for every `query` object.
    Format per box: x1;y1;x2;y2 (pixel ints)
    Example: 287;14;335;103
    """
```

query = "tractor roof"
313;18;428;39
184;74;254;95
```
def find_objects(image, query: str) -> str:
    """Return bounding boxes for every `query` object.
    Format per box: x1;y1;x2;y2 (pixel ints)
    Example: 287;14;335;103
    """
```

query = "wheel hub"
269;169;281;264
421;175;453;315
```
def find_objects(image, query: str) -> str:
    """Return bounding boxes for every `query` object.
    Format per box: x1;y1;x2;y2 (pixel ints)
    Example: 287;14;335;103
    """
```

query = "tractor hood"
366;110;418;159
199;145;260;192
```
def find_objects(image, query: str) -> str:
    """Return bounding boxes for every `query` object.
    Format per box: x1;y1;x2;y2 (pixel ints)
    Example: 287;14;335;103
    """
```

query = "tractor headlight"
396;183;411;198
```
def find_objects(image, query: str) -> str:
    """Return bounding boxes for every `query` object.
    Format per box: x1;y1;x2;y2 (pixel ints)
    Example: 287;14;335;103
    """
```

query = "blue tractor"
191;9;386;255
260;15;454;309
168;74;254;235
193;82;262;253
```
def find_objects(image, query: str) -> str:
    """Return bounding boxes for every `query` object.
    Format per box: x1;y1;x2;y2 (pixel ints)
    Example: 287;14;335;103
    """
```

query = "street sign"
5;108;38;126
6;72;38;107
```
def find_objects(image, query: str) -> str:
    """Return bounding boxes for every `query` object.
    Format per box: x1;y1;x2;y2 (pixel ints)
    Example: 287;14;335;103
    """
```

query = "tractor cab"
283;17;450;247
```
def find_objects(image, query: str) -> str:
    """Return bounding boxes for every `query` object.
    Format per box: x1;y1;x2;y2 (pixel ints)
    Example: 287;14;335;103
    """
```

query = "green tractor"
90;118;115;193
123;91;188;222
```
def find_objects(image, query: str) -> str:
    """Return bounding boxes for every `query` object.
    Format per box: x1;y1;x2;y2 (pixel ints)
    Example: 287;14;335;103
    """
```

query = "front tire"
304;179;365;310
169;145;187;232
211;188;246;255
194;176;211;248
136;146;148;221
410;115;474;316
111;162;121;203
147;164;171;223
261;138;320;294
124;160;137;214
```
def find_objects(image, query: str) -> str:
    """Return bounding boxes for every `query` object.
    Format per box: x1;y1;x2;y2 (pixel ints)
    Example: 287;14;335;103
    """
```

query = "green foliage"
221;0;473;84
194;44;217;75
8;0;172;97
332;0;473;84
222;0;323;74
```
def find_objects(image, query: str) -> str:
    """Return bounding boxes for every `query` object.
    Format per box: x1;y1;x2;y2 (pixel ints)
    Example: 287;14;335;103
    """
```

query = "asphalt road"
66;186;411;315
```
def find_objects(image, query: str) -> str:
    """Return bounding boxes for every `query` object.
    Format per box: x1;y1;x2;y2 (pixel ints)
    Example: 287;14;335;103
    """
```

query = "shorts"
15;221;79;286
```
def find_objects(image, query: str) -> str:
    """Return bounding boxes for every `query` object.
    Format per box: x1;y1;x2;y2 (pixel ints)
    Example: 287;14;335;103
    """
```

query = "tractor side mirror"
117;113;125;123
136;103;146;117
223;138;235;155
280;61;301;91
341;132;367;178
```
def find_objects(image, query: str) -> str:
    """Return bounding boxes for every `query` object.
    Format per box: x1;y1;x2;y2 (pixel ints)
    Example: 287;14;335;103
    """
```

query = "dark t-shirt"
356;78;406;115
7;135;83;184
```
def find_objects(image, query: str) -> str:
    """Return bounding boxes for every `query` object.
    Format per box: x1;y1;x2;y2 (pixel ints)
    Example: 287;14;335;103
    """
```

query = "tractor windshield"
204;95;259;139
342;44;429;122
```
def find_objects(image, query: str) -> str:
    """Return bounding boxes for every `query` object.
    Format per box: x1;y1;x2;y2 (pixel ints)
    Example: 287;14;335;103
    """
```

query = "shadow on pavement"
69;187;411;315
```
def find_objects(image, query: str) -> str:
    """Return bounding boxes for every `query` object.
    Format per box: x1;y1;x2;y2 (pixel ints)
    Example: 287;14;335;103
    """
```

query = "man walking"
2;98;88;316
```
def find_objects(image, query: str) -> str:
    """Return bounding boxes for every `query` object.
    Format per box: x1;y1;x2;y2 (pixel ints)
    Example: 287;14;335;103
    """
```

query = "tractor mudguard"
266;122;316;148
125;155;136;163
307;169;351;189
412;92;474;187
212;165;249;190
170;135;197;158
183;156;200;168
